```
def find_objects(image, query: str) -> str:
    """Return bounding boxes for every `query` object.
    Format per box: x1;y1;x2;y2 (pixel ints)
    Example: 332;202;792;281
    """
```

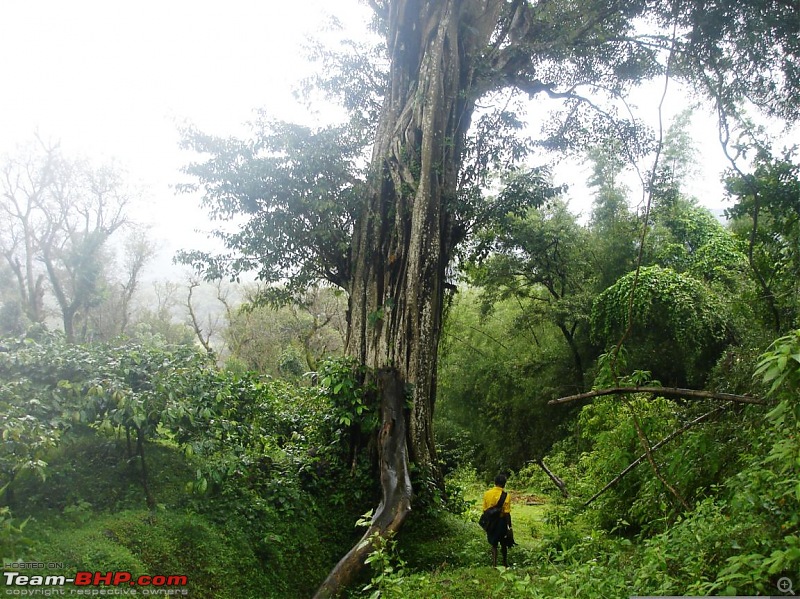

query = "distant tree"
230;286;346;373
289;286;347;371
585;111;749;382
220;296;284;374
0;263;30;336
468;194;593;391
641;116;750;294
437;289;579;474
41;160;131;342
0;138;136;342
0;138;57;326
112;230;157;337
185;278;224;355
586;143;640;291
132;281;196;346
587;109;707;292
725;149;800;332
660;109;700;190
646;197;745;275
78;229;157;342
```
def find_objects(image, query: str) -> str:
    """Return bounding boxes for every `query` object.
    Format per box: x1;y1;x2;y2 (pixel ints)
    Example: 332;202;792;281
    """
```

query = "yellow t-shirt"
482;486;511;515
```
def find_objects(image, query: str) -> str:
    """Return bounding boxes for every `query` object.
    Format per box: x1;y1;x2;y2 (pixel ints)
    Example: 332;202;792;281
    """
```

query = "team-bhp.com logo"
4;571;188;595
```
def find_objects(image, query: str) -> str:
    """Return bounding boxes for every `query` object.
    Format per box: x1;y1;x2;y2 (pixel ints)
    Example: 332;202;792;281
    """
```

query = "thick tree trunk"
313;370;411;598
318;1;502;596
346;0;502;464
346;0;460;472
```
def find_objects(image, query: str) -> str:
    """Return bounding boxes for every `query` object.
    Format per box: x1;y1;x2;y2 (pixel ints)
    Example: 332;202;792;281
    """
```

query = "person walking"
482;473;514;567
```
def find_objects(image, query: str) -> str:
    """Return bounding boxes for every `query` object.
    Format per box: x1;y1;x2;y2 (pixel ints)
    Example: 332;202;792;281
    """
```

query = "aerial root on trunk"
313;368;412;599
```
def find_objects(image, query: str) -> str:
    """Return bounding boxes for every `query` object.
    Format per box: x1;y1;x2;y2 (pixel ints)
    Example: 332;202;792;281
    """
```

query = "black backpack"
478;491;507;530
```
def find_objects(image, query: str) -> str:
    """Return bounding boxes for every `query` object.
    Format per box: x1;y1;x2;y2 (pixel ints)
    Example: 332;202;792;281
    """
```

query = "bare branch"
583;405;728;507
186;280;214;354
536;458;569;498
624;395;690;510
548;386;765;406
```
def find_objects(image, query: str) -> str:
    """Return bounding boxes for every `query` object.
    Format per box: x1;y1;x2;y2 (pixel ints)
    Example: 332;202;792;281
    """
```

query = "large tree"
725;148;800;333
178;0;799;595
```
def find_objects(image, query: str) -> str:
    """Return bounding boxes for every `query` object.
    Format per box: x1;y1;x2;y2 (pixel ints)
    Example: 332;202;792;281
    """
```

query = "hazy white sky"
0;0;358;144
0;0;370;277
0;0;784;281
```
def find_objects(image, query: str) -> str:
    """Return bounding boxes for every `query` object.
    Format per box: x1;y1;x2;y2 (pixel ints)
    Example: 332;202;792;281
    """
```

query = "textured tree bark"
313;369;411;598
346;0;494;479
317;1;503;596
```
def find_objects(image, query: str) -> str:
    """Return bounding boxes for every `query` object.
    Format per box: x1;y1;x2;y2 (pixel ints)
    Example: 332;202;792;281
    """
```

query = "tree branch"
536;458;569;498
548;386;765;406
624;395;690;511
186;280;214;354
365;0;388;20
583;405;728;507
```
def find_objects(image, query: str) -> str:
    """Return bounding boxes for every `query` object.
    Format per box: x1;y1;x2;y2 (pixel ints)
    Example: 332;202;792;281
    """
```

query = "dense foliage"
2;0;799;595
0;333;380;597
2;167;799;596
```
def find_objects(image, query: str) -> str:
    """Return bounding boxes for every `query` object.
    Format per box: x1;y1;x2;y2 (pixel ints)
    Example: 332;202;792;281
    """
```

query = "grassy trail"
464;485;549;566
506;490;548;553
382;486;556;597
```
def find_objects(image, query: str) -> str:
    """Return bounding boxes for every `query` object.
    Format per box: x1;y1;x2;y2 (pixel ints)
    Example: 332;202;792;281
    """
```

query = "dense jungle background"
2;0;800;597
2;128;798;596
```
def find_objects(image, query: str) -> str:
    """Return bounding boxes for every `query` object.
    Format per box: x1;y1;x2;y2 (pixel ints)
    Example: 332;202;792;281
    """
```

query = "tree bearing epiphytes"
591;265;735;387
0;138;142;342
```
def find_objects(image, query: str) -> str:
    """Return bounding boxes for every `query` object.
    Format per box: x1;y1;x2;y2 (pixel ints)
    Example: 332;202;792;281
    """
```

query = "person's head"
494;474;507;488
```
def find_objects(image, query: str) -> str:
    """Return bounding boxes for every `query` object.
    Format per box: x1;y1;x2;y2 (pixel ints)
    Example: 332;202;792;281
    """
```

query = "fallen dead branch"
548;386;764;406
536;458;570;498
582;404;728;508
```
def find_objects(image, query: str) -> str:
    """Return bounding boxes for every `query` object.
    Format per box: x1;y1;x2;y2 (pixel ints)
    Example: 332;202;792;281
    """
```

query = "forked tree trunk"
315;1;502;596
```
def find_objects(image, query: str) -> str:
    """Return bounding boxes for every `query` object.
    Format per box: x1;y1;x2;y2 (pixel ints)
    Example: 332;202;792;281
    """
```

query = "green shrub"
13;435;194;515
29;511;267;598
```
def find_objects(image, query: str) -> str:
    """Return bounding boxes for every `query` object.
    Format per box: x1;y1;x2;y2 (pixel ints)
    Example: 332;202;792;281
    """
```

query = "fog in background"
0;0;790;287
